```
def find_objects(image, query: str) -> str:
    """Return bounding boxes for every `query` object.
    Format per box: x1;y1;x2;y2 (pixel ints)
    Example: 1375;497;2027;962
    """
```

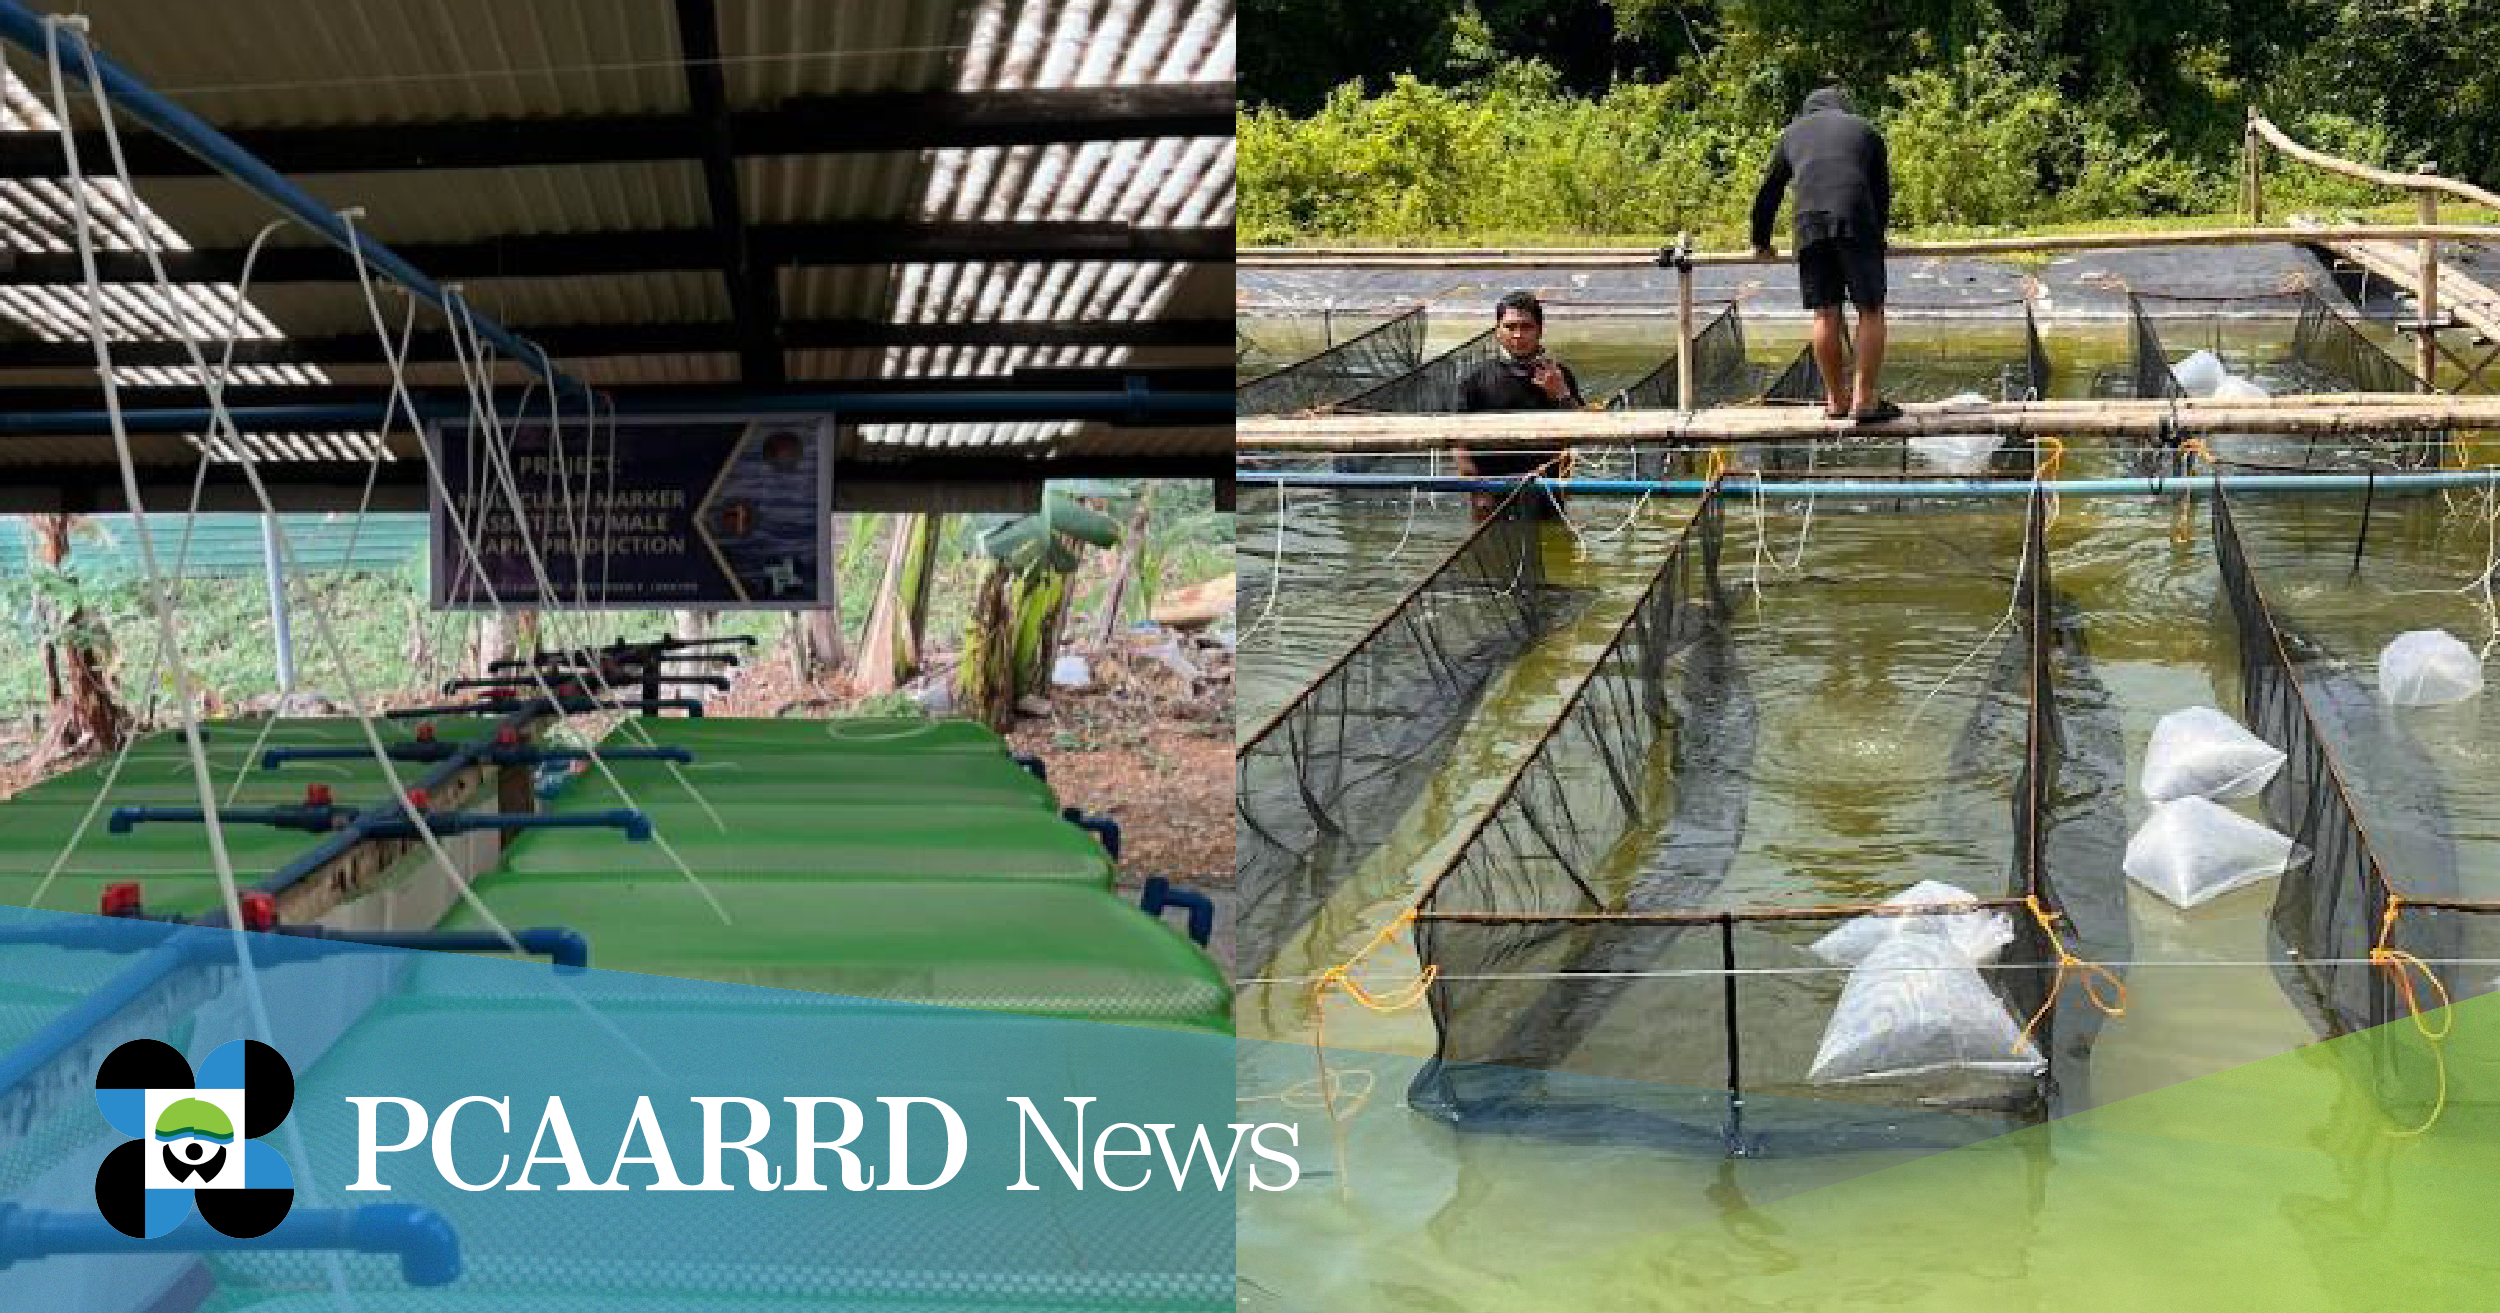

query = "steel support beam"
0;84;1234;178
0;223;1231;285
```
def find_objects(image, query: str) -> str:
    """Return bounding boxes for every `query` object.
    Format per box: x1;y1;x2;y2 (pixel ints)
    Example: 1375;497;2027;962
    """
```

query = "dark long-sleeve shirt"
1750;89;1891;251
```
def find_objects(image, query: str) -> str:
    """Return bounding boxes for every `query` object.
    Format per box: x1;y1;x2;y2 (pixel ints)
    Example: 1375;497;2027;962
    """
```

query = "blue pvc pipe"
0;1204;461;1287
300;926;590;972
1139;877;1215;948
1238;471;2500;497
0;389;1231;434
0;4;574;400
1062;808;1122;861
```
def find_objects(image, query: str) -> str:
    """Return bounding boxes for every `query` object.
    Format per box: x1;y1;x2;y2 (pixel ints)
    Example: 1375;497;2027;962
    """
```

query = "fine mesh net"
1334;326;1502;414
2124;288;2448;471
2211;486;2488;1122
1235;480;1560;979
1609;304;1752;411
1236;305;1428;416
1406;482;2079;1153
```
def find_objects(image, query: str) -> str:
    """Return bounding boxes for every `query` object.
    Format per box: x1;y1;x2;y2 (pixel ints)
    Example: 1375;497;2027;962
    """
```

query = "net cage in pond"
1237;305;1429;416
2211;485;2500;1124
2119;288;2449;472
1607;303;1753;412
1405;482;2087;1155
1235;479;1561;980
1333;325;1503;415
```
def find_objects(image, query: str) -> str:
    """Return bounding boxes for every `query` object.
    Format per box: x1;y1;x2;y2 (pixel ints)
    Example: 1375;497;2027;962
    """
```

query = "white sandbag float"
1810;879;2012;967
1807;881;2041;1094
2140;705;2285;802
2171;349;2228;397
2379;629;2483;707
1907;393;2005;474
2123;796;2309;908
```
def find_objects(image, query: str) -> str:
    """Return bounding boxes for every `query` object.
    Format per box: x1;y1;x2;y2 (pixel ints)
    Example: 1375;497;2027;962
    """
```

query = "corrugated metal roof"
0;0;1230;474
863;0;1232;452
42;1;688;126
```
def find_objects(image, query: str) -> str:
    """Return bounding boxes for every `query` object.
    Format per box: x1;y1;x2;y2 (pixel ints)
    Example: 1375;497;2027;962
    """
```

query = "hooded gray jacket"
1750;88;1890;251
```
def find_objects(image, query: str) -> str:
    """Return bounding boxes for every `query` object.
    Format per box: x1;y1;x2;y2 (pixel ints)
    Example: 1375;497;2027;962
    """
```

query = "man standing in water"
1455;290;1582;518
1751;86;1898;424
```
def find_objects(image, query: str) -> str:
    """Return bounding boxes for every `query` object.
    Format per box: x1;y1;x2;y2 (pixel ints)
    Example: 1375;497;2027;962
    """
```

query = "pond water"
1235;317;2500;1311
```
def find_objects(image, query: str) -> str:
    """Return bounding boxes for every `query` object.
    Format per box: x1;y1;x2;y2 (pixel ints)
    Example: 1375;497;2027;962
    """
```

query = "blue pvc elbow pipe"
0;1203;461;1288
310;926;590;972
1140;876;1215;947
1062;808;1122;861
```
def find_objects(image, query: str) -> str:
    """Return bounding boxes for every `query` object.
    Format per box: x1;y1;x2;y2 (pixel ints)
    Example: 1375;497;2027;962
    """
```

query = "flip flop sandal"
1852;400;1904;425
1823;407;1850;421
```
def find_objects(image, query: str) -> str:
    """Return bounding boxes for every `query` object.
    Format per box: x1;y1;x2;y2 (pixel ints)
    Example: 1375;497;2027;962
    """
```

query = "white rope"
439;293;732;919
44;23;360;1312
1905;472;2046;729
1240;482;1292;643
437;293;731;839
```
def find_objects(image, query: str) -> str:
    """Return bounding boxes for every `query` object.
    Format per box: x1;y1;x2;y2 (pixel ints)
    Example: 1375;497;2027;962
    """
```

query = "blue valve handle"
1139;876;1215;947
1013;753;1048;782
110;804;349;835
1061;808;1122;861
0;1204;460;1287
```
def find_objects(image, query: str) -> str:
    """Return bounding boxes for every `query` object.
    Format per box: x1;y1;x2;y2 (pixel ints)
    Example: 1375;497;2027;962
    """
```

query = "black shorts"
1797;237;1886;310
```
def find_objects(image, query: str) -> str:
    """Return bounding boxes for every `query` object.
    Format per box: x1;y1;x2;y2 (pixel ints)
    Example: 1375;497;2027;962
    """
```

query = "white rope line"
1906;473;2046;729
440;293;732;921
439;292;732;845
466;316;730;834
44;23;361;1313
25;409;220;909
1551;447;1656;546
1239;482;1292;643
332;216;668;1079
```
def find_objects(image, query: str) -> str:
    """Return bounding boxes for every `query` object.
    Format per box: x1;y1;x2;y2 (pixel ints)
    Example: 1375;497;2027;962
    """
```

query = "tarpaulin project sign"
427;415;833;610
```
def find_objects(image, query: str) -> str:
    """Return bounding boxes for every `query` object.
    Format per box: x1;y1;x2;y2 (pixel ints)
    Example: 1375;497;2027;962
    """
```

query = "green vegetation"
0;483;1231;736
1241;1;2500;246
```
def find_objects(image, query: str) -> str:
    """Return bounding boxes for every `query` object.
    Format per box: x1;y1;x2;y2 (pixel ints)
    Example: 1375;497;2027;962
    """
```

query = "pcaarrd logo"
94;1039;295;1239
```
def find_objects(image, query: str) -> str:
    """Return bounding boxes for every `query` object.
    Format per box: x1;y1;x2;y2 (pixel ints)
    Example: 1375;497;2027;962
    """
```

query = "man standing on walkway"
1751;86;1898;424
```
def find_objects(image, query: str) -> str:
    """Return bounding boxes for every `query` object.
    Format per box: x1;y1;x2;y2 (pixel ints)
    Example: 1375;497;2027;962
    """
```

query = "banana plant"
956;482;1133;728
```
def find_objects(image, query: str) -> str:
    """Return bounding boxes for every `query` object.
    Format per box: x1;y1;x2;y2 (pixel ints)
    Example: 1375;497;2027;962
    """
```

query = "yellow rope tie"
2034;436;2066;528
2369;895;2454;1137
1703;446;1730;483
2015;895;2127;1052
1308;908;1441;1198
2180;436;2214;475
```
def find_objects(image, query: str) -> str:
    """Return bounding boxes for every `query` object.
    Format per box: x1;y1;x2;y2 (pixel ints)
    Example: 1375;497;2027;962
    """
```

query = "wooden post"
1675;232;1695;413
2250;116;2270;223
2417;168;2440;391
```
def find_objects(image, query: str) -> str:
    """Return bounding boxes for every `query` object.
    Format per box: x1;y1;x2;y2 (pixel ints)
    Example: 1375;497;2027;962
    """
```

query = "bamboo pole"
1675;247;1695;412
2419;173;2442;390
2244;114;2263;225
1241;225;2500;269
2250;115;2500;212
1239;396;2500;453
